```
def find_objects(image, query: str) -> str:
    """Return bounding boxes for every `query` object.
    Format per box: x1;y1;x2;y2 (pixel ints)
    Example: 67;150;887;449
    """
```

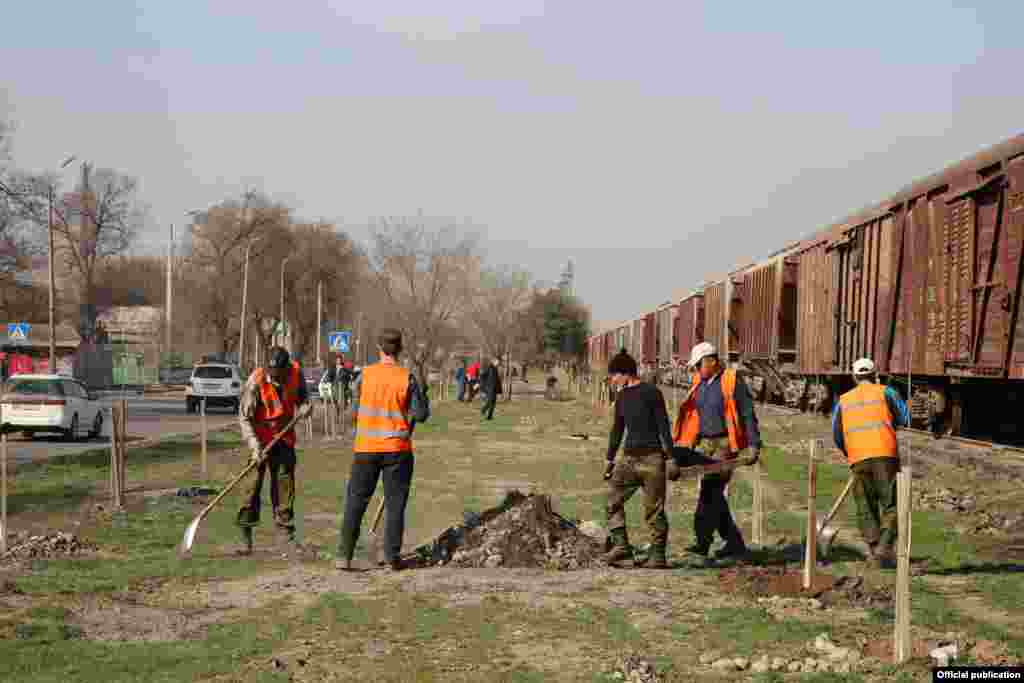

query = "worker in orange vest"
832;358;910;569
236;346;313;555
673;342;762;562
336;329;430;571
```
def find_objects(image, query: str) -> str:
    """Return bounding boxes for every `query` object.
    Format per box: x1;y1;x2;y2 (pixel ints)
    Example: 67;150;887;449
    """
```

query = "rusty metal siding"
739;261;778;358
1008;159;1024;378
795;241;833;374
703;282;726;356
656;306;675;364
641;313;656;362
631;318;643;360
676;295;705;360
780;260;799;352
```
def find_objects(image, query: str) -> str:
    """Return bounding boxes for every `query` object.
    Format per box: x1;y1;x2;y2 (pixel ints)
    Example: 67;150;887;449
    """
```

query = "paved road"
4;393;238;465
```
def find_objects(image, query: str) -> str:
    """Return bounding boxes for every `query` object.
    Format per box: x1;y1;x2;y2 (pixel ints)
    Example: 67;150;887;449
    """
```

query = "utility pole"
355;311;363;367
47;184;56;373
279;256;291;351
316;281;323;366
166;223;173;365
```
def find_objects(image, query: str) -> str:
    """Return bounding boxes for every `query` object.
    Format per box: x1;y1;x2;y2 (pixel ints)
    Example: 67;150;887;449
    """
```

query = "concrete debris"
1;531;97;562
703;634;873;676
930;643;958;667
750;655;771;673
406;491;604;570
731;657;749;671
616;654;662;683
698;652;719;666
710;658;737;672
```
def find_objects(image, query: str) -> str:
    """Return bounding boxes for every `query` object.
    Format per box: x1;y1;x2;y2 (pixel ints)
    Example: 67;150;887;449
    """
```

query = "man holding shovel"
336;329;430;571
673;342;761;561
236;346;313;555
602;349;681;568
832;358;910;569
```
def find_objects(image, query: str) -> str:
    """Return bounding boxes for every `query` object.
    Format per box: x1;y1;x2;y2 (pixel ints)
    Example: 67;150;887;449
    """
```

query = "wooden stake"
110;403;119;507
119;399;127;501
200;398;208;478
1;431;7;554
803;439;818;590
895;467;913;663
752;460;764;547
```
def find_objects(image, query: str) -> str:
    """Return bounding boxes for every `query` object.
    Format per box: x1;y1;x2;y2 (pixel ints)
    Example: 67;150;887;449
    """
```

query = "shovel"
815;476;855;558
366;497;386;566
180;413;302;553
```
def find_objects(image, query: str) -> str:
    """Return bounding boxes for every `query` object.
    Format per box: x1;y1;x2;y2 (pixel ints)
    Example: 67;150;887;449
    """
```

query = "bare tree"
283;221;361;364
369;215;481;382
470;266;533;358
187;192;290;354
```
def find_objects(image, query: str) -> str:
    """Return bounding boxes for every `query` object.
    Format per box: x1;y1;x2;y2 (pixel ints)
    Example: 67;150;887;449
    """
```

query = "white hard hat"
689;342;717;368
852;358;876;375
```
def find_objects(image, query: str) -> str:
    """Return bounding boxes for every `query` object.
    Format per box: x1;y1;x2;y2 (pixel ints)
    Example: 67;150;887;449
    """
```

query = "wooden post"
894;467;913;663
1;430;7;554
803;439;818;589
119;399;127;500
752;460;764;547
200;398;208;477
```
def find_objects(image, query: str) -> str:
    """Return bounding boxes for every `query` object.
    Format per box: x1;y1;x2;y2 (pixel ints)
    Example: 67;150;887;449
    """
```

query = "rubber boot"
875;544;896;570
602;527;633;565
237;526;253;556
636;544;668;569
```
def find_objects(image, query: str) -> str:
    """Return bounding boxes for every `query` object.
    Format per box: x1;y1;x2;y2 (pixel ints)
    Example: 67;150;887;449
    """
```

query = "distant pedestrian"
337;329;430;571
832;358;910;569
455;360;468;402
479;356;503;421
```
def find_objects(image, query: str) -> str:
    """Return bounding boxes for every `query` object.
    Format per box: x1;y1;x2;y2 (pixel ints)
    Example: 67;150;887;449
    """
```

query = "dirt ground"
2;382;1023;682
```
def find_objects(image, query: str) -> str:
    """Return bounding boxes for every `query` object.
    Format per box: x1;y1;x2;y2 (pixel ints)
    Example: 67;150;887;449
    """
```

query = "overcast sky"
3;1;1023;329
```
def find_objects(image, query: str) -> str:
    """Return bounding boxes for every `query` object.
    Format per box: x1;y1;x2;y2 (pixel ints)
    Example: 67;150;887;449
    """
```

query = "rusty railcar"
676;292;705;362
630;317;644;361
642;311;657;364
655;302;677;366
794;133;1024;439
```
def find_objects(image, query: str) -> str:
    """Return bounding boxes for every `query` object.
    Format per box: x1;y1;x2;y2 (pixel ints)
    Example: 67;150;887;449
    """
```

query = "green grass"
703;606;827;655
0;604;293;683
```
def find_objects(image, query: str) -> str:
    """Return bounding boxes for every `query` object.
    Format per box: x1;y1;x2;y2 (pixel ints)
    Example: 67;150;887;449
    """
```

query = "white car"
186;363;242;414
0;374;104;441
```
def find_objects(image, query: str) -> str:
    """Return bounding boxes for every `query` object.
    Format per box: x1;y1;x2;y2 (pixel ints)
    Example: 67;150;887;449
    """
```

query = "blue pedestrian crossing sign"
328;331;351;353
6;322;30;343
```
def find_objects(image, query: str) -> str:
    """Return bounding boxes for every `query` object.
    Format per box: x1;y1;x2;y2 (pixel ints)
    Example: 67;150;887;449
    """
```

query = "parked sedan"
0;374;104;441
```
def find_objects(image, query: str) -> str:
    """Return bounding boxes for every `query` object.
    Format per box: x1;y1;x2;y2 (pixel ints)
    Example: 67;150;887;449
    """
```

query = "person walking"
832;358;910;569
336;329;430;571
479;356;502;420
466;360;481;401
673;342;762;561
236;346;313;555
455;360;468;402
602;349;681;568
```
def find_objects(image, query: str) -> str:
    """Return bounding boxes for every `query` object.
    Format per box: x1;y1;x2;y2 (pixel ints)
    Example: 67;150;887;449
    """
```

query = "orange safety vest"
251;361;302;448
673;368;749;453
837;383;898;465
354;362;413;454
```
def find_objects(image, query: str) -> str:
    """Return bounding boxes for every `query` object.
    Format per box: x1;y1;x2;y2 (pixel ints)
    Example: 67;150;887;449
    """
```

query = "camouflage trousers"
851;456;899;550
237;441;297;533
606;449;668;547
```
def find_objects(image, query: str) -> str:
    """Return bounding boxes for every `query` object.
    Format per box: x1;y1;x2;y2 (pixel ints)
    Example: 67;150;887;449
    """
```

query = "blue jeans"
456;379;466;401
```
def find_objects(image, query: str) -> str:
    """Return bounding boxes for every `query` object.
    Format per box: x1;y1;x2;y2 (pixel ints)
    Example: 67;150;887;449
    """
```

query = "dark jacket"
480;364;503;395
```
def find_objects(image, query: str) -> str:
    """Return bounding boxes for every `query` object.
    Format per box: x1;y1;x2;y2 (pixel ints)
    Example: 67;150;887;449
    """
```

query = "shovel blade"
816;523;839;557
181;517;201;553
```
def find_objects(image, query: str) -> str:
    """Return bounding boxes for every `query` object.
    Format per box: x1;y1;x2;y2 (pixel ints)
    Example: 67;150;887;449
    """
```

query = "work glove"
666;459;682;481
296;402;313;419
603;461;616;481
249;445;263;467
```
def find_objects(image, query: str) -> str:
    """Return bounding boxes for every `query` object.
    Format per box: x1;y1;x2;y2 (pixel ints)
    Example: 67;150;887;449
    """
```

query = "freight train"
587;133;1024;444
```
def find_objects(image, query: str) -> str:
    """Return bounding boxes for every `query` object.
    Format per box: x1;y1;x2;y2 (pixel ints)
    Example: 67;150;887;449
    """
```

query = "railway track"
761;404;1024;456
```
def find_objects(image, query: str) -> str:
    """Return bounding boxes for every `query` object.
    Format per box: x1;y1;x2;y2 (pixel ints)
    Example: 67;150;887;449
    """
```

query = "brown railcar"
675;293;705;362
641;312;657;364
656;303;678;366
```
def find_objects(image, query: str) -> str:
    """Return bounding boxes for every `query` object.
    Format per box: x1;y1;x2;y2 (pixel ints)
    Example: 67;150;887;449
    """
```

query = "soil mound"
406;491;604;570
718;566;892;609
1;531;98;563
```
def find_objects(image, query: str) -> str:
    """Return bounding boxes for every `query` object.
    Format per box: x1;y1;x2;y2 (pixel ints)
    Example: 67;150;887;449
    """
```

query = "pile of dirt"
718;566;892;609
1;531;98;563
406;491;605;570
